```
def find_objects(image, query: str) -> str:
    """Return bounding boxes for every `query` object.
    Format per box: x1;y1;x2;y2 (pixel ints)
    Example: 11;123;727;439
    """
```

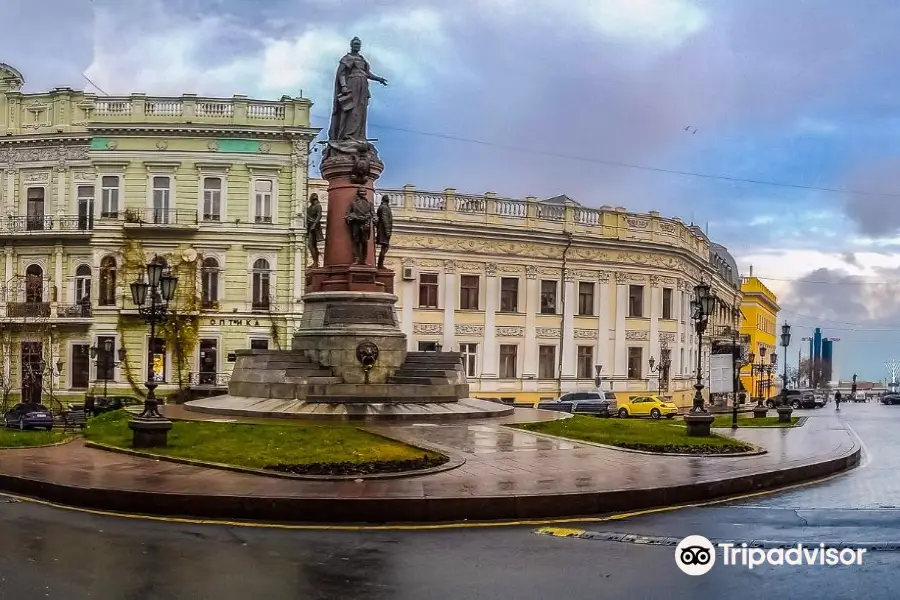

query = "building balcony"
122;208;199;232
0;301;92;323
0;215;93;237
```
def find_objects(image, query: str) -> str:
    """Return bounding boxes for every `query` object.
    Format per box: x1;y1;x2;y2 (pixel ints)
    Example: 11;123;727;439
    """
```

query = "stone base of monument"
753;406;769;419
683;413;715;437
186;291;514;421
306;265;395;294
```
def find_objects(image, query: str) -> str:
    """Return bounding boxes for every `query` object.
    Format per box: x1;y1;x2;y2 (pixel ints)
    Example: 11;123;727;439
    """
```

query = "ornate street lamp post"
90;338;127;400
777;322;793;423
684;281;717;436
732;349;755;428
128;261;177;447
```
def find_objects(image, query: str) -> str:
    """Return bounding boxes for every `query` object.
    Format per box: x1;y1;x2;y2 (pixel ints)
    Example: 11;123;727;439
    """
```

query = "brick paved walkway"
0;409;860;522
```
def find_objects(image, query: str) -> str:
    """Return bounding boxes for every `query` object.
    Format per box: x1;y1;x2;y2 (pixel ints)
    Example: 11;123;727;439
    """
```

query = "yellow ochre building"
740;271;781;400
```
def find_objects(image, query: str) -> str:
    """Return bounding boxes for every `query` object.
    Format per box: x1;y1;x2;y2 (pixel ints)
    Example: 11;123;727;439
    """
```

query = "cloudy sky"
4;0;900;381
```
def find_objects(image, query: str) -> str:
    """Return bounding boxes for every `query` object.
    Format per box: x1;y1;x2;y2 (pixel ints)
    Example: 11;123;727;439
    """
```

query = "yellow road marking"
0;466;852;531
534;527;586;537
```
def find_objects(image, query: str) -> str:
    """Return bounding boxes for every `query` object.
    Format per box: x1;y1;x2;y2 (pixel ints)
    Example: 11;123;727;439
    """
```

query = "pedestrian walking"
834;389;842;411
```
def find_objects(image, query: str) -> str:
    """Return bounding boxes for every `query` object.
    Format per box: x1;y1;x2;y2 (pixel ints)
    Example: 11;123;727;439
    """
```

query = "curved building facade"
309;181;742;408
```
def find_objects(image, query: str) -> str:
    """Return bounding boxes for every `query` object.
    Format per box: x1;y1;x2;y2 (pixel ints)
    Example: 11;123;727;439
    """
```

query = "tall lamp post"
733;349;755;428
90;338;127;400
128;261;177;447
684;281;717;436
777;322;793;423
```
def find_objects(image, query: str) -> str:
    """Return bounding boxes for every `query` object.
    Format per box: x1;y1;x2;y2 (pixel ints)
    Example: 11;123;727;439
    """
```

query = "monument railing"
371;186;709;255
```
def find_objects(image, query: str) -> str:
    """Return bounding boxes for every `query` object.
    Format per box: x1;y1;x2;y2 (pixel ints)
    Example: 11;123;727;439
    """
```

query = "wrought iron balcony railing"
2;215;93;234
122;208;198;226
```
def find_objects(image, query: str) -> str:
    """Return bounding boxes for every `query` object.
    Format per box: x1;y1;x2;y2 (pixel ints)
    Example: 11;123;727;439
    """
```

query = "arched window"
251;258;270;311
99;256;117;306
201;257;219;309
24;264;43;303
75;264;91;302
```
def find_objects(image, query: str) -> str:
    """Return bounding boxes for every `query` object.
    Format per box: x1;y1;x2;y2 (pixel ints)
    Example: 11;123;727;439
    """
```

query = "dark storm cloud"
843;159;900;237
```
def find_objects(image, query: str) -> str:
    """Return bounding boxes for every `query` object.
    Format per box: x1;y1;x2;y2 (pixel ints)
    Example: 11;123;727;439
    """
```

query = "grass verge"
84;411;447;475
0;427;74;448
708;415;800;428
514;415;756;454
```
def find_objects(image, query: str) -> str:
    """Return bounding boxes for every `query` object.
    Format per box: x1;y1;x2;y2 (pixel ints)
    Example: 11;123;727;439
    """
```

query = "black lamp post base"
129;417;173;448
776;406;793;423
684;413;714;437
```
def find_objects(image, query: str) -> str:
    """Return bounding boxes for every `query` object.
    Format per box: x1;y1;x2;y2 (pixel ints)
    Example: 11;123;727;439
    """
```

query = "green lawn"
708;415;800;428
85;411;446;474
514;415;756;454
0;427;74;448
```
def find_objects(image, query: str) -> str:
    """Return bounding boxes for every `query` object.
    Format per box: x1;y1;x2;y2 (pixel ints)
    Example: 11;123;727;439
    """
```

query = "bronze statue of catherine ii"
328;37;388;143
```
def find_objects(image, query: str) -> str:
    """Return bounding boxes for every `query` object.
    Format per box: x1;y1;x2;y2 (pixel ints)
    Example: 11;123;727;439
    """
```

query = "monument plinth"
183;36;512;421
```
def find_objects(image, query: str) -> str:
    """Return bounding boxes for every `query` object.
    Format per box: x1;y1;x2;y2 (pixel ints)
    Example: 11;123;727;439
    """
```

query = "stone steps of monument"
307;383;466;397
283;368;335;378
387;376;456;385
390;369;458;379
306;395;461;404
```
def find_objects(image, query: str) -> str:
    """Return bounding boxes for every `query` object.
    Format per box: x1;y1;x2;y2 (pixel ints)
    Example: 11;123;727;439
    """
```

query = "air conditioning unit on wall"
402;267;416;281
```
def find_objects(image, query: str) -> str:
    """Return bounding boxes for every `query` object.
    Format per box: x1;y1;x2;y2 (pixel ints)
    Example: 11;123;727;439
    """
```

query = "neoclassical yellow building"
740;273;780;399
309;180;743;408
0;62;315;404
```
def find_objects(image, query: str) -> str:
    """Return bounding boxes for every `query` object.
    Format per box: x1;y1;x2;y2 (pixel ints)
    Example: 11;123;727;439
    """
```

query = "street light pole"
777;322;793;422
128;260;177;448
684;281;716;436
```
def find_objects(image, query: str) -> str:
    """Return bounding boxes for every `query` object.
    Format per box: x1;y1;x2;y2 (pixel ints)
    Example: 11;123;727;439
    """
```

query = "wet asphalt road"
1;402;898;600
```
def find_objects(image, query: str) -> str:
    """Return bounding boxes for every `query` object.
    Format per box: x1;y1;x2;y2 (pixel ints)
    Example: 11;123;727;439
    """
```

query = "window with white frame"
459;343;478;378
74;264;91;303
151;176;171;223
254;179;273;223
251;258;271;310
100;176;120;218
76;185;94;218
201;257;220;309
202;177;222;221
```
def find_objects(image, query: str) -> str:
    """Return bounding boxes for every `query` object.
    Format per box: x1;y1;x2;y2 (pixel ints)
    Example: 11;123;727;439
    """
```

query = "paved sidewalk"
0;409;860;523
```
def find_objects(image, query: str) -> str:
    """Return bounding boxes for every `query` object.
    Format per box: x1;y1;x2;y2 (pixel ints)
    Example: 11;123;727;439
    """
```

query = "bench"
60;409;87;432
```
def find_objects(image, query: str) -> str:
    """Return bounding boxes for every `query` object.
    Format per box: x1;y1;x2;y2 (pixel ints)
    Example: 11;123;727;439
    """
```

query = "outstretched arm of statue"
367;71;388;86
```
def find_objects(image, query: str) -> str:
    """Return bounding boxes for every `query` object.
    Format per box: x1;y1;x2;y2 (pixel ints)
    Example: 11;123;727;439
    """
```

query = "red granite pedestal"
306;151;394;294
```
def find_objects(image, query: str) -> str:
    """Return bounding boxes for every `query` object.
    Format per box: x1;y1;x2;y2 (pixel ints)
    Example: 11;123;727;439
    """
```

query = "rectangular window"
96;335;116;382
76;185;94;230
627;346;643;379
101;176;120;218
152;176;171;223
577;345;594;379
662;288;673;319
418;273;439;308
500;278;519;313
254;179;273;223
459;275;479;310
499;344;518;379
538;345;556;379
628;285;644;318
540;280;557;314
26;187;45;231
460;343;477;378
202;177;222;221
417;341;440;352
250;339;269;350
578;282;595;316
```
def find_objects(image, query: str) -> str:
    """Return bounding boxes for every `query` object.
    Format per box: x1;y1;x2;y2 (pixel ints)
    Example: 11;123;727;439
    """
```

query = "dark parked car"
4;403;54;430
882;393;900;405
766;390;802;409
92;396;141;415
538;391;615;418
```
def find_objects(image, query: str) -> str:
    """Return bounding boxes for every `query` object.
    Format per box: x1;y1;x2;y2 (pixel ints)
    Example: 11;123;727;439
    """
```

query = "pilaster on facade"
561;274;576;379
523;266;538;377
442;260;456;350
613;273;628;378
482;263;498;379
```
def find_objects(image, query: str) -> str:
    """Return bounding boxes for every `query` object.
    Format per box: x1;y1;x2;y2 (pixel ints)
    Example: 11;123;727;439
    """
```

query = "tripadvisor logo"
675;535;867;574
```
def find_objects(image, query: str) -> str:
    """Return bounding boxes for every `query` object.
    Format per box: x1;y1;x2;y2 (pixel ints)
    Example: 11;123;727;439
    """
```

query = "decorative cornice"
574;329;598;339
455;324;483;336
536;327;561;338
625;330;649;341
413;323;442;335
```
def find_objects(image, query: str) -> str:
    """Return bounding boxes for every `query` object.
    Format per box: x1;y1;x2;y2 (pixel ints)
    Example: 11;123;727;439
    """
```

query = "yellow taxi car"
616;395;679;419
